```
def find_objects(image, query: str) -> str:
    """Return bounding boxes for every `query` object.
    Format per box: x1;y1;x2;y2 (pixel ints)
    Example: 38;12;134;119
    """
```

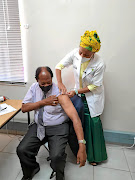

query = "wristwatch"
78;139;86;144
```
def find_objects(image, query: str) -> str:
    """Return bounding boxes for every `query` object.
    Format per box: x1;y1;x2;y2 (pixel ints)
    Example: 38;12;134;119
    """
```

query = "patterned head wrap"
80;30;101;52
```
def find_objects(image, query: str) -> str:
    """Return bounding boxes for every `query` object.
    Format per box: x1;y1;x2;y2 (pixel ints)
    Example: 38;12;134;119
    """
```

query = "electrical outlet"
24;24;29;29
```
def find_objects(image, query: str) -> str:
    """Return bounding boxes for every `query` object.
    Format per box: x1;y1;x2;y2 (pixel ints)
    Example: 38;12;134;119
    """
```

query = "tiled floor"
0;133;135;180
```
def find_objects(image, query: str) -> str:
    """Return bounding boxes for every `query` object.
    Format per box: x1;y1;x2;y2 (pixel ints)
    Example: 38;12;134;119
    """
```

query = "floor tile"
0;133;13;151
1;134;134;180
124;148;135;172
65;161;93;180
34;157;55;180
131;172;135;180
106;143;124;150
2;136;21;153
98;147;129;171
16;157;92;180
38;144;77;163
0;152;21;180
16;157;54;180
37;146;49;159
15;170;23;180
66;144;77;164
37;145;50;158
94;166;132;180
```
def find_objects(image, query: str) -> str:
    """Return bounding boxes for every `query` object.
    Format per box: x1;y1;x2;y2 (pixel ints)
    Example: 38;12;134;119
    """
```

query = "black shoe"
21;166;40;180
21;177;32;180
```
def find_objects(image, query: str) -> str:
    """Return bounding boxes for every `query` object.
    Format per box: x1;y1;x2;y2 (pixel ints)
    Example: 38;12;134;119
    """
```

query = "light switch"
24;24;29;29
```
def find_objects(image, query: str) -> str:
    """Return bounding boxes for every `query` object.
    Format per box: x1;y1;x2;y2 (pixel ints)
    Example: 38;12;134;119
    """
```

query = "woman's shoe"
90;162;97;166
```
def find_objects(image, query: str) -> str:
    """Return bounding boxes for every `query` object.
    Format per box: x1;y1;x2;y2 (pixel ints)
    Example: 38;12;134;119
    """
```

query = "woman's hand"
67;90;76;98
58;82;67;94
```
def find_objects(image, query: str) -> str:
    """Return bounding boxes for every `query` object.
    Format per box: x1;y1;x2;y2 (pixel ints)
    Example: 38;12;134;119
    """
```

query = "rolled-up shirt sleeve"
87;84;97;91
22;85;34;104
55;63;65;70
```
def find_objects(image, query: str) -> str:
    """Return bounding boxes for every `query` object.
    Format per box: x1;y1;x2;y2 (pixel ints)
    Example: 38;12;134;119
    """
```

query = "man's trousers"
16;122;69;180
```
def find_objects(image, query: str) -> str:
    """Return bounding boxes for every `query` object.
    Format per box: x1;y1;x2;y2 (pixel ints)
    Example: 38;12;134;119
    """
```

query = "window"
0;0;25;84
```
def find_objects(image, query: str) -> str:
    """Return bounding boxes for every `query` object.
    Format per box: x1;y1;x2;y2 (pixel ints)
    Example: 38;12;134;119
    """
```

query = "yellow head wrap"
80;30;101;52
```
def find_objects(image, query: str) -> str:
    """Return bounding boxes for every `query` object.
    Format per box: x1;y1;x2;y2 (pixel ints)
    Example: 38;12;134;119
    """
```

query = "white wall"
0;0;135;133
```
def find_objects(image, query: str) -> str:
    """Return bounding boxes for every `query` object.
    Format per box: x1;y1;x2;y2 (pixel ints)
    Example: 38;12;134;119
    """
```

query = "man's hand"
67;90;76;98
77;144;87;167
58;82;67;94
42;95;58;106
58;94;87;167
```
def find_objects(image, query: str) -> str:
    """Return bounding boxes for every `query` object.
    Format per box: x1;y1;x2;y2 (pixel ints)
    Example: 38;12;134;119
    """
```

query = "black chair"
44;143;56;179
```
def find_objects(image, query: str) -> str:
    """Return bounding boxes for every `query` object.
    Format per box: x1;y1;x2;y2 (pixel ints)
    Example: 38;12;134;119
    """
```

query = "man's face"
79;46;94;58
38;70;52;87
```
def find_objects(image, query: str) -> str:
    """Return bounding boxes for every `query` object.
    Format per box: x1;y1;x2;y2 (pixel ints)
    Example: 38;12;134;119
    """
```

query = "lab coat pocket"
82;67;95;79
93;95;101;112
86;67;95;76
93;92;104;115
83;74;93;86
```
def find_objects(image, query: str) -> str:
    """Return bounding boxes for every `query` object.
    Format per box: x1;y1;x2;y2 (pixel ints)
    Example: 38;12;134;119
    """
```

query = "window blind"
0;0;24;84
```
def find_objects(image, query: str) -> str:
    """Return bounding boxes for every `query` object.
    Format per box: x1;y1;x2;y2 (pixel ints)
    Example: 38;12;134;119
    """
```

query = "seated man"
17;66;87;180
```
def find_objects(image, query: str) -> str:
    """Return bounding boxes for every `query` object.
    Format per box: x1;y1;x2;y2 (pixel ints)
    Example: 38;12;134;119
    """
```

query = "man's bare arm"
22;95;58;113
22;102;41;113
58;94;84;140
58;94;87;167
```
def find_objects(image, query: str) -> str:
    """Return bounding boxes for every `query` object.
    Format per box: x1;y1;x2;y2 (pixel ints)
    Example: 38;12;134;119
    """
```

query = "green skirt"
81;94;107;163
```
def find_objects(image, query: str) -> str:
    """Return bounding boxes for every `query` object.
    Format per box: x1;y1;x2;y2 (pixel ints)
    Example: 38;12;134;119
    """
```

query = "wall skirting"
104;130;135;145
0;122;135;145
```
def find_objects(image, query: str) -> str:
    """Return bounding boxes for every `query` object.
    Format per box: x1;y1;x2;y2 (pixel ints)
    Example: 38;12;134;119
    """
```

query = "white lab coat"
57;48;105;117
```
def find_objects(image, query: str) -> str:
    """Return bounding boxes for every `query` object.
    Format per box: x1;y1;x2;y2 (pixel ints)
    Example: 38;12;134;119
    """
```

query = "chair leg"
47;156;51;161
43;143;50;161
44;143;49;152
50;170;56;179
43;144;56;179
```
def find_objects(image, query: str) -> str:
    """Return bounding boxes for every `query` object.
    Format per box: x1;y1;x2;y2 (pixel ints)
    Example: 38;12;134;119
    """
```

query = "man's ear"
35;77;38;82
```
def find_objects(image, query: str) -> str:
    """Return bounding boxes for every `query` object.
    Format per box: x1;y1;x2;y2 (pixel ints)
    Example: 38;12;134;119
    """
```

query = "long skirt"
81;94;107;163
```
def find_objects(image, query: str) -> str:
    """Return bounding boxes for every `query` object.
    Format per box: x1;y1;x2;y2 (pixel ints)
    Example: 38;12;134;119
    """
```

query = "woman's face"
79;46;94;58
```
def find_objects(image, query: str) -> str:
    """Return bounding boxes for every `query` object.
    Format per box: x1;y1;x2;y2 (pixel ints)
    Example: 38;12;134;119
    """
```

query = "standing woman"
55;30;107;165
